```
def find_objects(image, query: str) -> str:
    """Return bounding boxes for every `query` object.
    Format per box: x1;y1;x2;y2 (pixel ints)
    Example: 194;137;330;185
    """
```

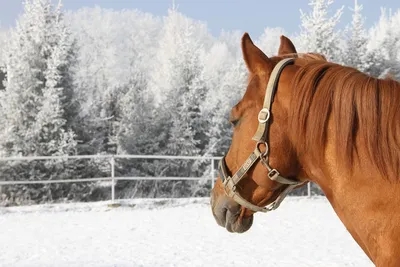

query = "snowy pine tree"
202;41;246;156
69;7;161;155
150;9;210;157
116;74;165;160
0;0;77;156
338;0;384;77
344;0;374;73
299;0;344;62
141;8;213;197
0;0;85;205
369;9;400;79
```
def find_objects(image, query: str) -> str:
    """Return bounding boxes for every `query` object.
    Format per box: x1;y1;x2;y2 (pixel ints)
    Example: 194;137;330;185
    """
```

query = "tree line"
0;0;399;205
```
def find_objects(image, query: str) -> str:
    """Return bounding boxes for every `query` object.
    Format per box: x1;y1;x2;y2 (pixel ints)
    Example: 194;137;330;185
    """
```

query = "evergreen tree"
0;0;84;205
368;9;400;79
150;9;210;157
202;42;247;156
0;0;77;156
69;7;161;155
144;9;213;197
345;0;371;72
116;74;164;157
299;0;344;62
211;61;246;155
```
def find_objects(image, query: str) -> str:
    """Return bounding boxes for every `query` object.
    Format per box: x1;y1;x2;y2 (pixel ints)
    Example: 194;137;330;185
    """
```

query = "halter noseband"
218;58;305;213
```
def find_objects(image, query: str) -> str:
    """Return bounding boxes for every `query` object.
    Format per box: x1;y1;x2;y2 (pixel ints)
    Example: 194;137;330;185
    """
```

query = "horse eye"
230;118;240;127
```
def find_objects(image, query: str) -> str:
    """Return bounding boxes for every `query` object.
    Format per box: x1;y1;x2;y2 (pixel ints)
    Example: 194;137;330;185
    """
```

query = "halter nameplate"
218;58;304;213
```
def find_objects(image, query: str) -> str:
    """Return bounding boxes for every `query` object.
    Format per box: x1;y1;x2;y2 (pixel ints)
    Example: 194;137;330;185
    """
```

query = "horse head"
210;34;317;233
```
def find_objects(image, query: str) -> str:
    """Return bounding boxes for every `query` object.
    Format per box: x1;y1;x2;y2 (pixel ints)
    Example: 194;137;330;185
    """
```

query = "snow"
0;197;372;267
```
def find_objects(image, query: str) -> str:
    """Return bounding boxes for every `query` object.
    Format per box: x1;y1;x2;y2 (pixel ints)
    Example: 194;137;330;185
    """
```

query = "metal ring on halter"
256;141;269;157
258;108;270;123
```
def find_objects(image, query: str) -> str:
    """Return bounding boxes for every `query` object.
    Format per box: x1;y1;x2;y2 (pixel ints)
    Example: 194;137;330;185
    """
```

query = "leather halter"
218;58;305;213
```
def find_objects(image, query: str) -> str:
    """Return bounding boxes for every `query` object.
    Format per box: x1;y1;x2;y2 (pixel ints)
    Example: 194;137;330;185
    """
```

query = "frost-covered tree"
0;0;90;205
218;30;243;59
69;7;160;154
368;9;400;79
133;8;215;197
344;0;373;72
0;0;77;156
299;0;344;62
150;9;211;102
202;42;246;156
340;0;384;77
150;9;211;157
116;77;159;156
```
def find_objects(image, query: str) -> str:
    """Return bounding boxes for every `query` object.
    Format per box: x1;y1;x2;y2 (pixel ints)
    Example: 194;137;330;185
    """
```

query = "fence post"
110;156;115;203
211;159;215;189
307;182;311;198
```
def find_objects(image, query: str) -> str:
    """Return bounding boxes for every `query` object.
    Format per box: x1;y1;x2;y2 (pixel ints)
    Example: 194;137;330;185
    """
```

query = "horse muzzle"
210;187;253;233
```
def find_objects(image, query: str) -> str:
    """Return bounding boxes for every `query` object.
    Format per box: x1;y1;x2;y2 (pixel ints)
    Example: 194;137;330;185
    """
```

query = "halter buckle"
268;169;280;181
264;202;278;211
258;108;270;124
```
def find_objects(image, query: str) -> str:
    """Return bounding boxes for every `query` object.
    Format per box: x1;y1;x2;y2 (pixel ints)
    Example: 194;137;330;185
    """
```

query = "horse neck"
290;71;400;265
297;115;400;265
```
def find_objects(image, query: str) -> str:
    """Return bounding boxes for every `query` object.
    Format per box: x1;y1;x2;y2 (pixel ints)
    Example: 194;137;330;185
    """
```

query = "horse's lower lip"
225;213;254;233
211;201;253;233
211;189;254;233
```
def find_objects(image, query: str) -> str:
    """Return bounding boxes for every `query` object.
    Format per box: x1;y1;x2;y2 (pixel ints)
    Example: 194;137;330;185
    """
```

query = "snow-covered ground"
0;197;372;267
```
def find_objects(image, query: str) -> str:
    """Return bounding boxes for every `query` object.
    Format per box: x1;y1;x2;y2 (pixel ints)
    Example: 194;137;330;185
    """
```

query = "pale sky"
1;0;399;37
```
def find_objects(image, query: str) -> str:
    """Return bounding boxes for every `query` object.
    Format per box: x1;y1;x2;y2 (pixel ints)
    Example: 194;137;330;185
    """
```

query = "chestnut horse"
210;33;400;266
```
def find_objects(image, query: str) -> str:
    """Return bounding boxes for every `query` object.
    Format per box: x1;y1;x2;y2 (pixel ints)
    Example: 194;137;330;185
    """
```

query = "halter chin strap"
218;58;305;213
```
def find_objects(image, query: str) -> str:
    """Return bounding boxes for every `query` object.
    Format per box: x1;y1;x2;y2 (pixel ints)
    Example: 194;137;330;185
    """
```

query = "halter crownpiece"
218;58;305;213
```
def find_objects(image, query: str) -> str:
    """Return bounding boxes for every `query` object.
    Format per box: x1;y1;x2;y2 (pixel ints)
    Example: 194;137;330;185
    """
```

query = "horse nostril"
211;195;230;228
212;204;227;228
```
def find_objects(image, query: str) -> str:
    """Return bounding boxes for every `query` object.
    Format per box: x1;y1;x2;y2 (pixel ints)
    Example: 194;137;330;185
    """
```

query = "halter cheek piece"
218;58;305;213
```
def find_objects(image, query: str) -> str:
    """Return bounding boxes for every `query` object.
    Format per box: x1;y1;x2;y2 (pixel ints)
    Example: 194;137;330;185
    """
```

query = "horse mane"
277;53;327;64
288;60;400;179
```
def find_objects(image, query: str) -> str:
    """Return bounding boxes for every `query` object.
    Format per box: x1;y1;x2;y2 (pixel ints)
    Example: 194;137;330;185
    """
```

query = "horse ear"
278;35;297;56
241;32;272;74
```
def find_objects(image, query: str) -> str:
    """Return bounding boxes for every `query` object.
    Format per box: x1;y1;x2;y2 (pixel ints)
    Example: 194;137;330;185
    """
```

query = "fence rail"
0;154;223;161
0;154;312;202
